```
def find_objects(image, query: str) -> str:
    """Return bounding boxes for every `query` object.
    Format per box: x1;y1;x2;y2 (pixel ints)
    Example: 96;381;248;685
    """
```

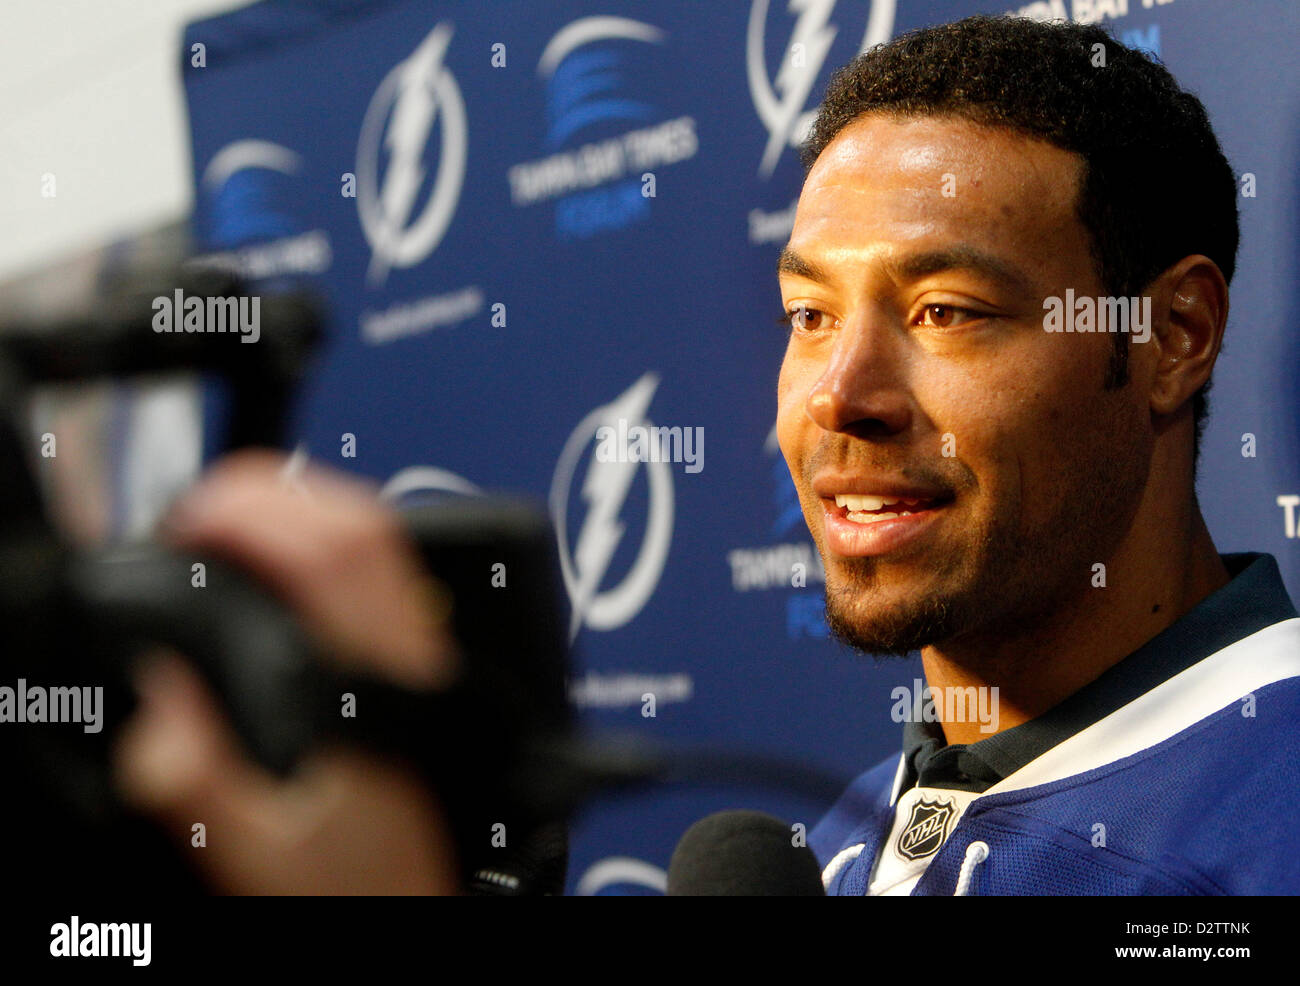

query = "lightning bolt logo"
356;23;467;286
551;373;675;641
372;26;448;283
765;0;837;177
746;0;897;178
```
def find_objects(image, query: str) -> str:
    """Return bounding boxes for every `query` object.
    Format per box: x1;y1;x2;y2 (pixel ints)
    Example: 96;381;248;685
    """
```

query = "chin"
823;583;959;659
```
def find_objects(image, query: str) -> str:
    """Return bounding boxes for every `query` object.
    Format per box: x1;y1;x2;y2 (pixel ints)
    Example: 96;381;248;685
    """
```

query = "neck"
922;496;1229;746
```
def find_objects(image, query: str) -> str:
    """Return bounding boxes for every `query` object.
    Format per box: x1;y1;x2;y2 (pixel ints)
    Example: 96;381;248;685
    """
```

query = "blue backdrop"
180;0;1300;894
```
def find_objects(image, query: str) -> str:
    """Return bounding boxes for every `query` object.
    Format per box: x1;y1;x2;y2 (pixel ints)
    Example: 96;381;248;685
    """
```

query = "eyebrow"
778;244;1035;296
777;248;830;283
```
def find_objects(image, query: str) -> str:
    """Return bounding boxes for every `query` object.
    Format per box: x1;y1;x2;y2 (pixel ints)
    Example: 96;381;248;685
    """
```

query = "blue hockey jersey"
810;555;1300;896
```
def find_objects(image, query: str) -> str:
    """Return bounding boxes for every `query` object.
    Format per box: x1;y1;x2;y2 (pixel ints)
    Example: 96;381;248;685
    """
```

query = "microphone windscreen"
666;810;826;896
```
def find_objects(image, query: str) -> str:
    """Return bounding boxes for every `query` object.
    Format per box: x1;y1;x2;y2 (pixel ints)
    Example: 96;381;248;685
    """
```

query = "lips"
813;478;954;556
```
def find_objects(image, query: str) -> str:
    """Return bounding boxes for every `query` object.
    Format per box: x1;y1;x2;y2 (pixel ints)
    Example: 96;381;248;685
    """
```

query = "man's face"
776;113;1152;658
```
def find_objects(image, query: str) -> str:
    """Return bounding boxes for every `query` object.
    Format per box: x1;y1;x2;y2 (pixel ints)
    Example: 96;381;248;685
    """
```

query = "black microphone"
666;810;826;896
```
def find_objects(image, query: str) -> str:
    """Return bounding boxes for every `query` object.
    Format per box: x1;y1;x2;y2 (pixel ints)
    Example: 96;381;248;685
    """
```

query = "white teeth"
845;510;910;524
834;493;922;511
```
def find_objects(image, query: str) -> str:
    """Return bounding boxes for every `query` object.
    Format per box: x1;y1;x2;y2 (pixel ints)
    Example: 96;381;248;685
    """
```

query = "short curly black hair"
802;15;1238;467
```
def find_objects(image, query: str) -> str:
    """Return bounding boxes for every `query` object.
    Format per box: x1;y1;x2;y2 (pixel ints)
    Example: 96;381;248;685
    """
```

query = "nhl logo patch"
896;796;957;861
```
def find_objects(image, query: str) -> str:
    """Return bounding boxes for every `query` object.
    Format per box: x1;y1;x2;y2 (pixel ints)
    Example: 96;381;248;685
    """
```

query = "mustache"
803;438;972;496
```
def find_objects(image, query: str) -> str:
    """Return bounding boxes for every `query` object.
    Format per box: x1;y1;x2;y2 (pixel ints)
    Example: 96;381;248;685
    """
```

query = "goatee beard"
823;584;958;658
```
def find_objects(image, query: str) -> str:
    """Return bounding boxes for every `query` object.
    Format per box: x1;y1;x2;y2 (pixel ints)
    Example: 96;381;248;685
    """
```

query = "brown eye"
919;304;985;328
925;304;957;327
784;305;828;333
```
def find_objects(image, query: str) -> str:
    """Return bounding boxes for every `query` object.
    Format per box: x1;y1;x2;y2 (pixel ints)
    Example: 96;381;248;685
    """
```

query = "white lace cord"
954;841;989;896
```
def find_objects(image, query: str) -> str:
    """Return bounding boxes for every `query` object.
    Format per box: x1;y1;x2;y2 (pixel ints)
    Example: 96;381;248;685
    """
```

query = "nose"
806;309;912;438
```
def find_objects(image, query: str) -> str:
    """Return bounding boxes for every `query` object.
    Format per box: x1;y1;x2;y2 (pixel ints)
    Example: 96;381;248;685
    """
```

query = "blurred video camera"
0;262;576;895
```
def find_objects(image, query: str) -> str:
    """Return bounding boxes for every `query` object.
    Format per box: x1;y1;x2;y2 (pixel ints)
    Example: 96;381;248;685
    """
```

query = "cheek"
912;350;1068;506
776;344;802;404
908;359;1006;466
969;346;1118;503
953;331;1101;429
775;352;808;458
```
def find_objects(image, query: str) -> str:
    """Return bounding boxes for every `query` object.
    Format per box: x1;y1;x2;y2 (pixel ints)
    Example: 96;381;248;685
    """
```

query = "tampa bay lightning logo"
538;16;666;149
356;23;467;286
550;373;675;641
747;0;896;177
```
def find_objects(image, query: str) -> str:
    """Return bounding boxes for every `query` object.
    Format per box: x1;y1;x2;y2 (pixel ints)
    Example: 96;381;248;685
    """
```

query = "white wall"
0;0;249;279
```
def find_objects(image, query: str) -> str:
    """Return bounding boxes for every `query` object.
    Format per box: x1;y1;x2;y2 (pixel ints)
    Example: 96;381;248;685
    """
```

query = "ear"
1143;255;1228;420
